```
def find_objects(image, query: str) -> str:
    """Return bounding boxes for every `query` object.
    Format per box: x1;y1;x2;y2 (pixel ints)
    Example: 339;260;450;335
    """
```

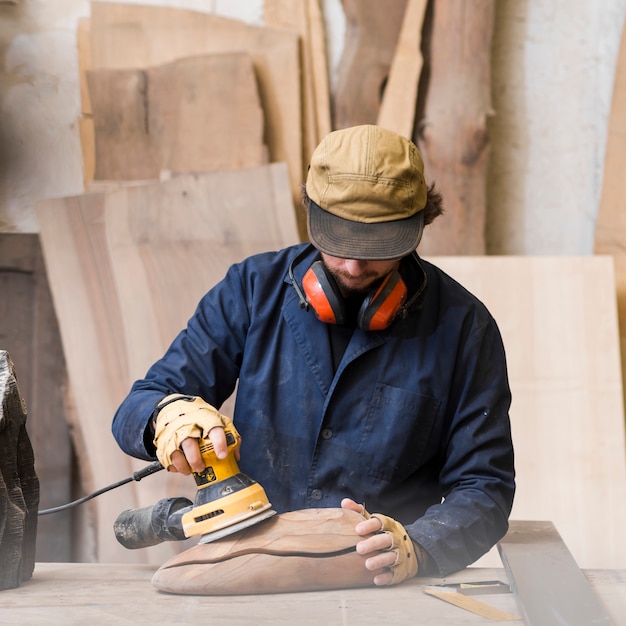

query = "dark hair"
301;182;444;226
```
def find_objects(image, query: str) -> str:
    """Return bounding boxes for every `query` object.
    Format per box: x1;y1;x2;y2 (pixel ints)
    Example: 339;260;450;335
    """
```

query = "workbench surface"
1;564;625;625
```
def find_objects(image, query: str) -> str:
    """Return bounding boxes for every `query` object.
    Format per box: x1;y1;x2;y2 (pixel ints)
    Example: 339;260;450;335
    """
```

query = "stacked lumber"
32;2;626;571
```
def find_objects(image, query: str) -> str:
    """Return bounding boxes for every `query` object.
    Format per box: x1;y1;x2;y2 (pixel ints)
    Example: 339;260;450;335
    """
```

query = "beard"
323;264;385;299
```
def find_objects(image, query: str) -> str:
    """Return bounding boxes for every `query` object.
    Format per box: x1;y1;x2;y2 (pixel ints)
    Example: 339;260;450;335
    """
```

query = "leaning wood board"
36;163;299;564
595;14;626;417
86;1;304;237
86;52;267;181
433;255;626;570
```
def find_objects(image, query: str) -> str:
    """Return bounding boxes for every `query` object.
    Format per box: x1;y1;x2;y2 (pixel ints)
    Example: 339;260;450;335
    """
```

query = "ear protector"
300;260;408;331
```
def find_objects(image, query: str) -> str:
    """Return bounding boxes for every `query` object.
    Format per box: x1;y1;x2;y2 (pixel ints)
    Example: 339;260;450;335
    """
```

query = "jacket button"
311;489;323;500
321;428;333;440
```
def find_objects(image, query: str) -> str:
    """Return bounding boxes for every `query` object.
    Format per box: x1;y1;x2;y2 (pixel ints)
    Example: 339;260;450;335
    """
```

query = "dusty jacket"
112;243;515;576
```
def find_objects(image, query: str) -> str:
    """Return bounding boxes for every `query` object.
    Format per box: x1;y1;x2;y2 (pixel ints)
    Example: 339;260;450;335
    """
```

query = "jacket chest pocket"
357;383;440;482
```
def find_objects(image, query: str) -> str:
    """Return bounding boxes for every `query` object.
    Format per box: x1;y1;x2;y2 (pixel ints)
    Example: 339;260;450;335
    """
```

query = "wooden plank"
36;164;299;564
595;14;626;417
86;52;267;181
88;1;303;238
307;0;332;140
416;1;495;255
0;234;73;563
433;256;626;569
498;521;614;625
333;0;408;128
377;0;428;138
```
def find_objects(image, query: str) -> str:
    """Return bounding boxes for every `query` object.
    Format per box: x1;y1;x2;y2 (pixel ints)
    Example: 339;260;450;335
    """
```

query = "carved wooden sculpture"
0;351;39;590
152;508;382;595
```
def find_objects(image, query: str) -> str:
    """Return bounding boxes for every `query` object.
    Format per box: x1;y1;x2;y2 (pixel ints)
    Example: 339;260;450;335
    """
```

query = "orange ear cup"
357;271;407;331
302;261;347;325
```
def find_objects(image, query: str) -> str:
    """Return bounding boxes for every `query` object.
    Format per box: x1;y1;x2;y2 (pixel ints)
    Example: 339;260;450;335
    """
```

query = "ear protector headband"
289;253;412;331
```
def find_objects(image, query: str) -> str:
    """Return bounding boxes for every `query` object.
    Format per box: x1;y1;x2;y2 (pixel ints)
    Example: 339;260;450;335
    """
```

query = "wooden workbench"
1;564;625;625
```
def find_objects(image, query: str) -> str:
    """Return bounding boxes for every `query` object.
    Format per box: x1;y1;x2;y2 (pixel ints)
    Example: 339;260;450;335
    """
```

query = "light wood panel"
433;255;626;569
36;164;299;564
595;14;626;417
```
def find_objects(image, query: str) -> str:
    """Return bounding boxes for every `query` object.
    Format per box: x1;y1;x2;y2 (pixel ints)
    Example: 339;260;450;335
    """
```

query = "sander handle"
114;497;193;549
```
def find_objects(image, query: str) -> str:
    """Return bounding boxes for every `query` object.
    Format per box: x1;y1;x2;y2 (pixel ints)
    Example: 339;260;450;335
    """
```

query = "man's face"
321;253;401;298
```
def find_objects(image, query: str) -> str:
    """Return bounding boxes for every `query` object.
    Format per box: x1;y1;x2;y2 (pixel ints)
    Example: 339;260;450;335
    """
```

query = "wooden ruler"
423;588;520;621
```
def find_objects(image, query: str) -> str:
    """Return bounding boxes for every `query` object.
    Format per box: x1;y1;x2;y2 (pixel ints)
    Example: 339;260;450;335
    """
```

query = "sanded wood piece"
36;164;299;564
416;1;495;255
333;0;408;128
152;508;381;595
87;52;267;181
0;351;39;589
498;521;614;625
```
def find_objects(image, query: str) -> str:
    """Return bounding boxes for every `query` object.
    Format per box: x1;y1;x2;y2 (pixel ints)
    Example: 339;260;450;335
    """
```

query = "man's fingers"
340;497;363;513
356;531;392;556
208;426;228;459
179;438;205;473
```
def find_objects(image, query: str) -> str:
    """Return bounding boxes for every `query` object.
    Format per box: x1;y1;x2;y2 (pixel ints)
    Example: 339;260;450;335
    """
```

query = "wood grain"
36;164;299;563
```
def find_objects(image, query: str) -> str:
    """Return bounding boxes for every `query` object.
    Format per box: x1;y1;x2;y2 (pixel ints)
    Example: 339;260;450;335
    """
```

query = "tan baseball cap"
305;124;427;260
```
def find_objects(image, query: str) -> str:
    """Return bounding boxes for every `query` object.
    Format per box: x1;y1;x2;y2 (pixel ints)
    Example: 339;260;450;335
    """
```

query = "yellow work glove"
362;507;420;584
153;394;239;468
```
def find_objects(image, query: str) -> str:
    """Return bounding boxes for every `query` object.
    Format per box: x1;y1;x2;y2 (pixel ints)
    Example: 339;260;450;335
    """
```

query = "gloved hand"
361;507;419;584
153;394;239;470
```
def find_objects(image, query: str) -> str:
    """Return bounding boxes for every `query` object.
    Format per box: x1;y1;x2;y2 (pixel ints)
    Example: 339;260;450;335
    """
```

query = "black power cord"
37;461;164;516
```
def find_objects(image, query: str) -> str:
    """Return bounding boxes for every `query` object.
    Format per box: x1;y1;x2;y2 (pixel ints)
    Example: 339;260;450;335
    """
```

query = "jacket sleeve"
111;262;250;460
408;314;515;576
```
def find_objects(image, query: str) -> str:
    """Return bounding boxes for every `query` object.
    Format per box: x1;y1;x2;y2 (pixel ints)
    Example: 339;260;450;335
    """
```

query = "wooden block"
86;53;267;181
36;164;299;564
152;508;380;595
433;256;626;569
0;351;39;589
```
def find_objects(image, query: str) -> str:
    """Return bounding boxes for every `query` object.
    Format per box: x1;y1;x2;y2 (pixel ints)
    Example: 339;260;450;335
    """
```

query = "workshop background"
2;0;626;574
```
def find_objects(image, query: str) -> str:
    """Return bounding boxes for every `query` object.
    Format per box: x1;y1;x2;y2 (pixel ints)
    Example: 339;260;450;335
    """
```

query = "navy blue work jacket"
112;243;515;576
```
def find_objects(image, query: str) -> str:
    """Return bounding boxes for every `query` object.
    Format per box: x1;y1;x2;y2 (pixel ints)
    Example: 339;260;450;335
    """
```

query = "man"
113;124;515;585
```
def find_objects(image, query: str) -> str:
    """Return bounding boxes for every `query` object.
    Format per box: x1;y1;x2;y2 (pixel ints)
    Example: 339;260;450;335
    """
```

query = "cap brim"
307;200;424;261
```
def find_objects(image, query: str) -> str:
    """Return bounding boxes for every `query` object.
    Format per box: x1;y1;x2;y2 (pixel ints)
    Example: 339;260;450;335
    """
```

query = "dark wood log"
0;351;39;589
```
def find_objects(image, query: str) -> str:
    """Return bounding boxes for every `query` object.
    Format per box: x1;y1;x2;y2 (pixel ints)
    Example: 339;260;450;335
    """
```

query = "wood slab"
432;255;626;569
86;52;267;181
377;0;428;138
36;163;299;564
152;508;381;595
595;14;626;416
333;0;408;128
416;1;495;254
87;2;303;235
